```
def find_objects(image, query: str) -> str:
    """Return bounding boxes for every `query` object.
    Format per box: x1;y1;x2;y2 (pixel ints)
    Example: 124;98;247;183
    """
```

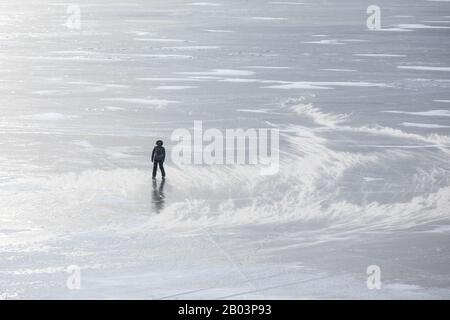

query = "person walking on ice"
152;140;166;179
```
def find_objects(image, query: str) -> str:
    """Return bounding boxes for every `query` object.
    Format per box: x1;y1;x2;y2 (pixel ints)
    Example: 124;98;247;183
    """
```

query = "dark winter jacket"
152;146;166;162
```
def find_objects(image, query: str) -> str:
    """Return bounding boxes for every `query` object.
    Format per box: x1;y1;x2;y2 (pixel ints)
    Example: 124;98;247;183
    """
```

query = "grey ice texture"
0;0;449;299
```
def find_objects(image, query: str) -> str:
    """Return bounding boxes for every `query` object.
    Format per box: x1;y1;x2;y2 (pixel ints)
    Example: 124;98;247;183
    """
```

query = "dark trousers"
152;160;165;178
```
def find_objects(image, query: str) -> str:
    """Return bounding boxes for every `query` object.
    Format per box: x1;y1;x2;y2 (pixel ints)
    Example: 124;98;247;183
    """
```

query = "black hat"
156;140;163;146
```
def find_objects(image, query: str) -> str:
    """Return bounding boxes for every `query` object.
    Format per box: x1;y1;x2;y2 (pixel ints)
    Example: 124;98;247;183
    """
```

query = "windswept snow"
187;2;223;6
100;98;180;108
266;81;390;89
20;113;80;121
401;122;450;128
176;69;255;76
354;54;406;57
398;66;450;71
152;86;198;90
382;109;450;117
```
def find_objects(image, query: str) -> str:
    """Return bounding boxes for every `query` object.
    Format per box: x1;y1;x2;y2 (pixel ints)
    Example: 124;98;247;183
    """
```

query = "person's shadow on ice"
152;178;166;213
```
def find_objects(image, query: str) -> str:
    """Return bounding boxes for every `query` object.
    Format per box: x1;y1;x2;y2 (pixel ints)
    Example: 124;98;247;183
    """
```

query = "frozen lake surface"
0;0;450;299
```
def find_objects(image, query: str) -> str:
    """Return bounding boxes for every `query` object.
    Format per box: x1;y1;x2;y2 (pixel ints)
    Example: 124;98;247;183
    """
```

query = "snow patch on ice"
203;29;234;33
133;38;188;43
375;27;413;32
250;17;288;21
134;54;193;59
354;54;406;57
363;177;385;182
245;66;291;69
398;66;450;72
321;69;357;72
302;39;345;45
137;77;202;82
266;81;389;90
152;86;198;90
333;125;450;148
269;2;305;5
401;122;450;129
176;69;255;76
382;109;450;117
161;46;220;50
21;113;79;121
236;109;271;114
71;140;93;148
187;2;223;6
100;98;180;108
32;90;69;95
396;23;450;29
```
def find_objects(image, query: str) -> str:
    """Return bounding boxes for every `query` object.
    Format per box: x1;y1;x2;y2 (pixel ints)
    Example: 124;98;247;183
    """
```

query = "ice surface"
0;0;449;299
